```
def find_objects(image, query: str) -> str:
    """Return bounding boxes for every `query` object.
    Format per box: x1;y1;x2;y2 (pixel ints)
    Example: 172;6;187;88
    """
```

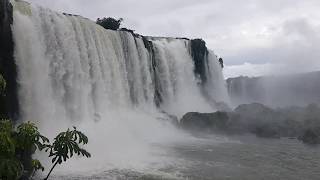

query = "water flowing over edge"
11;0;229;176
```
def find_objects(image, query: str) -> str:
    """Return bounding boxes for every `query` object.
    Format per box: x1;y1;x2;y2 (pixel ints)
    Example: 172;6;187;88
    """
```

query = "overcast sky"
27;0;320;78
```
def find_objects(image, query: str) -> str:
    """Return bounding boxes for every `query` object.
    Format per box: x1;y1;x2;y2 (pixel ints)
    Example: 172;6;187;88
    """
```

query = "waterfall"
11;0;229;173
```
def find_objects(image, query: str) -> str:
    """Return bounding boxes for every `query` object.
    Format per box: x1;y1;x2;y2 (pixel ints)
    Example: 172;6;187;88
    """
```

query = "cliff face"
0;0;19;120
190;39;209;85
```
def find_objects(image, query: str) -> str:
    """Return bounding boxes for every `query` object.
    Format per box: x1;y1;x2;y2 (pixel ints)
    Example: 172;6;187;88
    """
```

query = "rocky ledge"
180;103;320;145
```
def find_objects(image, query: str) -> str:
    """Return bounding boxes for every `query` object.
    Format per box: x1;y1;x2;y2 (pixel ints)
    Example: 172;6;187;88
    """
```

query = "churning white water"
11;0;228;176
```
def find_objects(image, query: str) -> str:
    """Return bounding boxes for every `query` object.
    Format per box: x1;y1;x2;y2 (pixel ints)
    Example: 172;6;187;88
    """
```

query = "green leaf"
45;126;91;179
31;159;45;172
15;121;49;151
0;157;23;180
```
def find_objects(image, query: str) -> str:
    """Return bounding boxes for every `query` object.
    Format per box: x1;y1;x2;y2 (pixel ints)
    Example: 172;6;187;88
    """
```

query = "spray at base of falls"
11;0;229;174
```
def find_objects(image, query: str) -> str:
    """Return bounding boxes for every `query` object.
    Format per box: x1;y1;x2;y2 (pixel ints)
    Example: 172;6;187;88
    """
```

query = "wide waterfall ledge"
11;0;230;125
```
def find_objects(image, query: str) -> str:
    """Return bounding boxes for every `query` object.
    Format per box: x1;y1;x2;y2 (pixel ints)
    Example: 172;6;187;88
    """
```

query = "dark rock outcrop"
299;127;320;145
62;12;80;17
141;36;162;107
0;0;19;120
180;111;229;132
119;28;139;37
190;39;209;84
180;103;320;143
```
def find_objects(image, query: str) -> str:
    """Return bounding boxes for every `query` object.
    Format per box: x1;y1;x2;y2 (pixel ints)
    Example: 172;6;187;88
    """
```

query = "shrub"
0;120;48;179
0;120;23;180
0;120;91;179
96;17;123;30
15;121;49;151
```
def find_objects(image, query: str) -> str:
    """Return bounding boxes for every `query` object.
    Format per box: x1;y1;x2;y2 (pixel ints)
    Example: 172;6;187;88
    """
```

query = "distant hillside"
227;71;320;107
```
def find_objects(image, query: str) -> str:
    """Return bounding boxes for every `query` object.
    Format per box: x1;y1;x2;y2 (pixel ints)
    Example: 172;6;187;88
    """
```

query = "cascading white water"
11;0;229;175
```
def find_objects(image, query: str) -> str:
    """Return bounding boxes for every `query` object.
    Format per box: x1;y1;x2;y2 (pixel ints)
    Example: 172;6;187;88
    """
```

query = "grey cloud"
224;17;320;77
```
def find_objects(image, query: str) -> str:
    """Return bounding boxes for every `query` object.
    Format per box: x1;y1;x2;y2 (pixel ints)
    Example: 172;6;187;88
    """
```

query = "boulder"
299;127;320;145
180;111;229;132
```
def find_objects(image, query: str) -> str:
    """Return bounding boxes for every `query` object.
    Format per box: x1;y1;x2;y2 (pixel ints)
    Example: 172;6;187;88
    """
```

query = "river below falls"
44;134;320;180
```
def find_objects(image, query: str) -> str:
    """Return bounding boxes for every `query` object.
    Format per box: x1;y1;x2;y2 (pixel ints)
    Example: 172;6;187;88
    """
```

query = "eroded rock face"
190;39;208;84
0;0;19;120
